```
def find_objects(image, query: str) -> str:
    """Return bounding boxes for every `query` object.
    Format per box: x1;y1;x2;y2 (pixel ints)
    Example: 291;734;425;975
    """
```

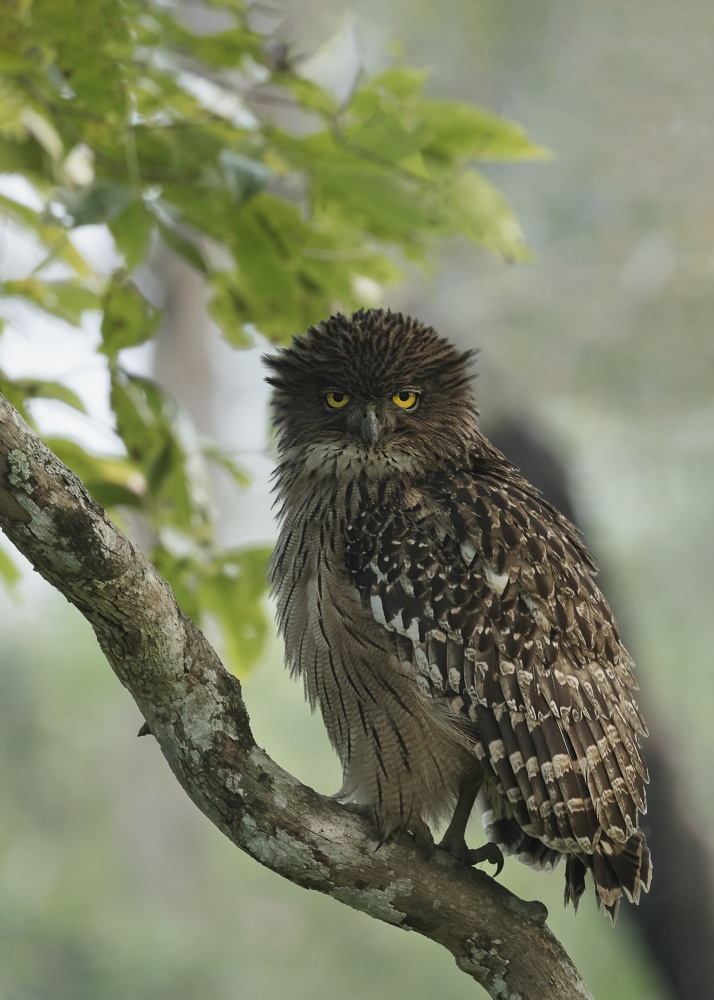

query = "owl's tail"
566;830;653;923
477;785;652;923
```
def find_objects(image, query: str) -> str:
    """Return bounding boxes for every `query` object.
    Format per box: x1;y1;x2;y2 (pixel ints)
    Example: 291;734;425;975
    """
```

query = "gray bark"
0;392;593;1000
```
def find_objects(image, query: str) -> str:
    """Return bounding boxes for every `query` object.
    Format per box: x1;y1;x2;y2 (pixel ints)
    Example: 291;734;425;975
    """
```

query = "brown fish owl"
265;309;651;921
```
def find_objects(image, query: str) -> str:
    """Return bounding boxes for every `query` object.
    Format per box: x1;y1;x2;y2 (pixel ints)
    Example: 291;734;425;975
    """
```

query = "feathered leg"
439;772;504;874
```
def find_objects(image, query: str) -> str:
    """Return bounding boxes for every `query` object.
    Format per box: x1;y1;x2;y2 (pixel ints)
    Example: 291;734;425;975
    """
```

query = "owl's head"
264;309;477;480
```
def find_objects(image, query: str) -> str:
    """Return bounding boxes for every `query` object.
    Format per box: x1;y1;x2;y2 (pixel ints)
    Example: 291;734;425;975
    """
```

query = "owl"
264;309;651;922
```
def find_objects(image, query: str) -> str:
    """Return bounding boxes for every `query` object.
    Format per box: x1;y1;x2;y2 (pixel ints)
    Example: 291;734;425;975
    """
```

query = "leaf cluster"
0;0;546;671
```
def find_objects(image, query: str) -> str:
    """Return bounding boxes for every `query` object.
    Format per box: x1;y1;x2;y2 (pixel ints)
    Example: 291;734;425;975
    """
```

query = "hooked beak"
362;408;380;447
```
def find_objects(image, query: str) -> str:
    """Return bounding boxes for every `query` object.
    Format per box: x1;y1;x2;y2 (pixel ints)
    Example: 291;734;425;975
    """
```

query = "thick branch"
0;393;593;1000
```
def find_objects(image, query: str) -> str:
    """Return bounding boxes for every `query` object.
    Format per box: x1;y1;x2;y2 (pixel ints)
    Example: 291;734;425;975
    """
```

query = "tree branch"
0;392;593;1000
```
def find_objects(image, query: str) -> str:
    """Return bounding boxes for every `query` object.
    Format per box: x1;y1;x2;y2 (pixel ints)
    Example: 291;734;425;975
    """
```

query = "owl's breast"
269;498;397;708
269;479;482;826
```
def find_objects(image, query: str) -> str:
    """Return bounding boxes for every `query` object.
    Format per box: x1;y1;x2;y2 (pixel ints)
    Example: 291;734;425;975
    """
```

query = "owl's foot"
374;819;434;859
464;842;504;875
438;832;504;875
411;818;435;858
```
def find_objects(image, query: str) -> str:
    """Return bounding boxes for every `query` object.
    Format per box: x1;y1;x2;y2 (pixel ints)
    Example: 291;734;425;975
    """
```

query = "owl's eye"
325;391;350;409
392;391;418;410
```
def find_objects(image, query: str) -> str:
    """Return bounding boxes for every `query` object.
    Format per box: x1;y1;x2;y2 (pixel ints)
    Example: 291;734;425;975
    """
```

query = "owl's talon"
464;843;505;876
374;828;391;851
438;834;503;875
372;821;433;858
411;819;435;857
438;832;470;864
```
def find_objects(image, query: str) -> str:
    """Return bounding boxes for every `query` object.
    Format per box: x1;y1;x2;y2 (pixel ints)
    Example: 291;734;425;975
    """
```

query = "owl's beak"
362;408;380;447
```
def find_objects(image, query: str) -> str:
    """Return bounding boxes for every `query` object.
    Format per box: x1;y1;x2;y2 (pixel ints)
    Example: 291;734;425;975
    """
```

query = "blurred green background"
1;1;713;999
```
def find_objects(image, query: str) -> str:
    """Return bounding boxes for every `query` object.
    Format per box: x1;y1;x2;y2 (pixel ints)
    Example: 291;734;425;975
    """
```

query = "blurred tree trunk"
152;249;216;437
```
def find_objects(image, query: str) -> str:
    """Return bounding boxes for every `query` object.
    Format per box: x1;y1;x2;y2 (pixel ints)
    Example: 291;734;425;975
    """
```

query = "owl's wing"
344;468;648;869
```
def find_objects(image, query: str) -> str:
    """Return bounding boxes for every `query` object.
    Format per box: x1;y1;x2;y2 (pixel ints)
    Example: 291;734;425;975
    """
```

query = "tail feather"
476;777;652;923
598;830;652;904
582;830;652;922
564;855;587;912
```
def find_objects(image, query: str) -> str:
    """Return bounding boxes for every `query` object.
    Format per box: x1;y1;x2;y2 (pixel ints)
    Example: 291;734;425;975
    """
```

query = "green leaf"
0;548;20;589
0;51;37;74
34;381;87;412
146;437;176;497
51;282;102;320
45;436;145;510
110;371;165;464
448;169;531;260
343;110;423;164
149;546;202;623
155;220;208;274
35;381;87;413
0;195;93;277
271;74;339;115
0;379;31;420
0;376;86;414
370;67;431;100
109;200;155;270
202;0;248;10
63;181;134;226
417;101;550;162
2;278;100;324
110;371;211;536
199;546;272;675
315;158;438;239
219;150;271;204
153;15;262;67
208;275;252;345
0;193;40;228
100;273;161;361
0;135;46;185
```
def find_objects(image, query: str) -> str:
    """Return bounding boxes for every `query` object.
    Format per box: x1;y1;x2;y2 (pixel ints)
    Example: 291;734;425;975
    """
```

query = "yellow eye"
392;391;418;410
325;391;350;409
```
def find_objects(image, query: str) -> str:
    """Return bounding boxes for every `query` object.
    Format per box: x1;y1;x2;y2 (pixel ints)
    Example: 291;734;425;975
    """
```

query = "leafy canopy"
0;0;547;673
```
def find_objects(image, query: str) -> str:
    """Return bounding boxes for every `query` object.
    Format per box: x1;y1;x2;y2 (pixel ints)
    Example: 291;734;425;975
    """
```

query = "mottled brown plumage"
265;308;652;922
